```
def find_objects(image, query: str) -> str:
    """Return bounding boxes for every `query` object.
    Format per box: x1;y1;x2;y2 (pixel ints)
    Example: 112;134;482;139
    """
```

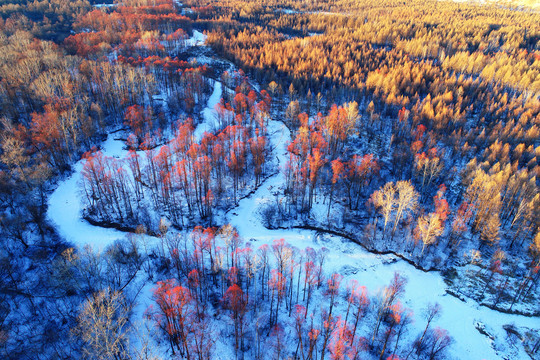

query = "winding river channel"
47;33;538;360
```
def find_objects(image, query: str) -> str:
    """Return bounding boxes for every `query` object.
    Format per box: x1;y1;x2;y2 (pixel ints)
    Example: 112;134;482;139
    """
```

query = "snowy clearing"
186;30;207;47
93;3;117;8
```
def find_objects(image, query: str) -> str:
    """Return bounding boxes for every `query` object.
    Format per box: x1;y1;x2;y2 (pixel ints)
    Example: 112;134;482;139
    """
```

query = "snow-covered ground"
47;29;216;251
93;3;117;8
46;29;538;360
48;135;129;250
48;95;539;360
185;30;207;47
193;80;222;141
225;113;539;360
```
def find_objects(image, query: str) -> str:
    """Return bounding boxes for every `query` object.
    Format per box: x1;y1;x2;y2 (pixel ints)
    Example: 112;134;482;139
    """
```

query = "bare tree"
74;288;131;360
392;181;419;240
371;182;397;241
414;303;442;356
414;212;444;256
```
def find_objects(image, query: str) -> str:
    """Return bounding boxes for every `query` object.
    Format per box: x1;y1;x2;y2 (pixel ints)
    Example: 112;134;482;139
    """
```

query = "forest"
0;0;539;359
